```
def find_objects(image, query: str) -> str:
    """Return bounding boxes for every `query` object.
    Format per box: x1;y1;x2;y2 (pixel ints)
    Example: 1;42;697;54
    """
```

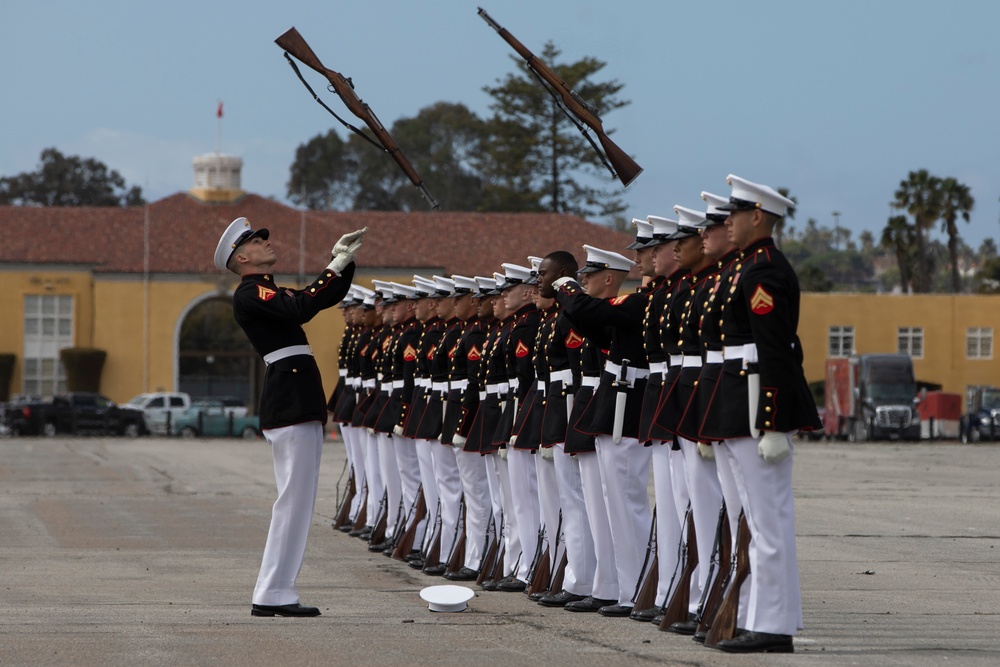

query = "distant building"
0;152;634;406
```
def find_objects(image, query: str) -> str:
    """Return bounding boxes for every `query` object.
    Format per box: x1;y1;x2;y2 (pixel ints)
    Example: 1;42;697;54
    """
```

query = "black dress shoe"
651;614;665;625
527;591;545;602
348;527;365;537
357;527;373;540
443;566;478;581
423;564;447;577
405;550;423;562
408;558;425;569
669;619;699;635
496;577;527;592
598;603;633;617
715;631;793;653
367;541;389;552
336;524;353;532
538;590;586;607
251;603;320;617
480;579;500;591
692;630;707;644
381;545;395;557
564;596;616;612
628;607;659;622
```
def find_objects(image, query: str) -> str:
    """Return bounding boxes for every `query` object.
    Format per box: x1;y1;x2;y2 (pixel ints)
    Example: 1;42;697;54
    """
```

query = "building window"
897;327;924;358
828;325;855;357
22;295;74;397
967;327;993;359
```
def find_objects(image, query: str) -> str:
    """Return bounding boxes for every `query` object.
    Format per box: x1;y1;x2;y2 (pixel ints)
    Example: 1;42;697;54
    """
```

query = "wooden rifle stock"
421;500;443;571
275;27;439;208
368;491;389;547
350;489;368;532
476;537;500;585
332;468;357;529
695;505;731;637
476;8;643;187
525;530;552;596
634;554;659;612
392;488;427;560
704;512;750;647
659;509;699;629
546;549;569;596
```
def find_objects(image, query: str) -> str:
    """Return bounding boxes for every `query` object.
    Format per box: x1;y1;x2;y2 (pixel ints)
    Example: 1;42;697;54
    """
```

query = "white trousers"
595;435;652;606
507;448;540;582
552;443;595;596
492;454;527;580
252;422;323;606
677;437;724;615
430;441;464;560
377;432;402;539
339;424;367;521
535;451;562;581
578;450;618;601
363;429;384;528
414;438;438;551
650;443;682;608
719;436;802;636
455;448;491;570
393;435;423;545
713;440;749;626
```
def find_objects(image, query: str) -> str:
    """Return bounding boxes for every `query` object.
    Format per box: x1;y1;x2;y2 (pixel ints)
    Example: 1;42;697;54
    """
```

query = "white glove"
508;435;517;447
758;431;791;464
697;442;715;460
498;447;508;460
327;227;368;274
540;446;555;461
452;434;466;449
551;276;576;291
393;424;404;437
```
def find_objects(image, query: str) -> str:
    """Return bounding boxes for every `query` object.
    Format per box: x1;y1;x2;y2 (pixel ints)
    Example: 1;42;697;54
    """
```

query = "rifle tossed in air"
477;7;643;188
275;27;440;210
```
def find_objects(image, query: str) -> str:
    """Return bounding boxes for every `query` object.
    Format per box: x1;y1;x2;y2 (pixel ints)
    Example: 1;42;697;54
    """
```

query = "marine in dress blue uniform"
214;217;365;618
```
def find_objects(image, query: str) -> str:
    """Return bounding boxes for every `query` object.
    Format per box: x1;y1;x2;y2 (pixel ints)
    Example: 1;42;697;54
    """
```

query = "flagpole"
216;100;223;153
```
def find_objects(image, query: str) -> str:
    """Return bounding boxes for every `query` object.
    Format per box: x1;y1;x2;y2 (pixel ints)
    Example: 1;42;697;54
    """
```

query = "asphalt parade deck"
0;435;997;666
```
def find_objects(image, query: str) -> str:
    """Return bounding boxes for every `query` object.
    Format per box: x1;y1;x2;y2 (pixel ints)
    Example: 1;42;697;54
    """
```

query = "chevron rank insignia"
427;345;437;360
750;285;774;315
448;344;459;359
565;330;584;349
609;295;629;306
257;286;276;301
403;344;418;362
515;340;530;358
467;346;481;361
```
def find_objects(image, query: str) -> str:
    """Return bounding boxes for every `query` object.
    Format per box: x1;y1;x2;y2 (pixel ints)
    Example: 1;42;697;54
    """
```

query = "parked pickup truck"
170;401;260;439
120;392;191;435
4;392;146;437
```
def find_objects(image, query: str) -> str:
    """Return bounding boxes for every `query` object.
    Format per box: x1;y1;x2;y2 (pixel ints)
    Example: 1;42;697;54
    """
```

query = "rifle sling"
524;66;618;181
283;53;384;152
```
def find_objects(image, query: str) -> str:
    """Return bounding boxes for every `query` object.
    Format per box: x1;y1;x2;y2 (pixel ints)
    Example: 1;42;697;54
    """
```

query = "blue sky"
3;0;999;248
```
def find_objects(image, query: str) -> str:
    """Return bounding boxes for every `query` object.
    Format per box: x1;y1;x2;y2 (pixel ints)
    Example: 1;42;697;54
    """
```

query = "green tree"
0;148;144;207
774;187;796;248
481;42;629;220
286;130;355;210
892;169;941;293
797;264;833;292
937;177;975;293
880;215;916;293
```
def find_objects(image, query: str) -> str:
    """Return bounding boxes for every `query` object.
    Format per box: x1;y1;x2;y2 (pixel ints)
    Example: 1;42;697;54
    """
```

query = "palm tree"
893;169;942;293
938;177;975;292
881;215;916;293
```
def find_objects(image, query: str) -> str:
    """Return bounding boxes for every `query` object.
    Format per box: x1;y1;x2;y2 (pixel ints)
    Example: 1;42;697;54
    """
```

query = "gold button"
721;334;725;341
765;421;771;427
740;370;745;376
765;406;772;412
766;392;773;398
292;368;298;373
310;288;316;293
318;280;324;285
736;264;742;271
693;380;698;387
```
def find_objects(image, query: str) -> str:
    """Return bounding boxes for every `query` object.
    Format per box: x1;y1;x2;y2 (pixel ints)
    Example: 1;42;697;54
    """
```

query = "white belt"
263;344;313;365
479;391;487;401
363;379;376;390
392;380;404;389
648;361;667;375
416;378;431;389
338;368;347;378
682;356;702;368
724;343;759;365
379;382;392;392
550;368;574;385
537;379;547;391
509;378;519;392
668;354;683;369
581;376;599;388
706;350;724;364
432;381;448;393
486;383;504;397
604;360;650;383
452;379;469;392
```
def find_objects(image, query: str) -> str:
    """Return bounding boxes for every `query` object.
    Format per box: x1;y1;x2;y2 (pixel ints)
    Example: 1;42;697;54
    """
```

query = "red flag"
217;101;223;118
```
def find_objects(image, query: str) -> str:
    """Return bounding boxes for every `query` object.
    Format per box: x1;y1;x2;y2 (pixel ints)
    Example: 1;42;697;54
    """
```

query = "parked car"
192;396;248;418
121;392;191;435
4;392;146;437
170;401;260;439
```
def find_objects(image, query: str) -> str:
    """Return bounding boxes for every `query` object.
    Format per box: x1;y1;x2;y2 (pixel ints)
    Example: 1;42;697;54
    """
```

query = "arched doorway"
177;297;262;413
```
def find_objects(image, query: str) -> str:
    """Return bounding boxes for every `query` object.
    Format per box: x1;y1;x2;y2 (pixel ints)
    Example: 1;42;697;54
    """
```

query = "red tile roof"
0;193;637;278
